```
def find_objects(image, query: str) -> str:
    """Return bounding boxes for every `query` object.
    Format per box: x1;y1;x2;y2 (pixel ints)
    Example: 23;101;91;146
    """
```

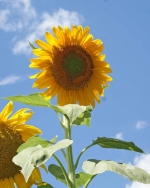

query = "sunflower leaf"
4;93;92;126
3;93;66;114
48;164;93;187
13;139;73;182
58;104;92;126
72;106;92;127
82;160;150;184
92;137;144;153
3;93;50;107
17;136;51;153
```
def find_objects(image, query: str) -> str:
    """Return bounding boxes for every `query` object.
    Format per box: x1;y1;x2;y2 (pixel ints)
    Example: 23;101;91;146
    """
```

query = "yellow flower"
0;101;42;188
30;25;112;107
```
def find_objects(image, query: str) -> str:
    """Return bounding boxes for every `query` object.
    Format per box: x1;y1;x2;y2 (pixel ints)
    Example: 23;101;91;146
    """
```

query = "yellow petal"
3;178;10;188
14;173;28;188
1;101;13;122
9;177;14;188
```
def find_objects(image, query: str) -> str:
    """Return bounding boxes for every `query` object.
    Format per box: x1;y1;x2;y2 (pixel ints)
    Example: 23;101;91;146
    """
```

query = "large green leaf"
4;93;50;107
4;93;92;126
82;160;150;184
13;139;73;182
4;93;67;114
92;137;144;153
17;136;52;153
48;164;93;187
37;183;54;188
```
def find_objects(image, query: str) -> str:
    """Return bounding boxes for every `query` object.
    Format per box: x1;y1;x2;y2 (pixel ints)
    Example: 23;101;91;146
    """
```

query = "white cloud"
0;0;36;31
125;154;150;188
115;132;123;140
136;121;147;130
0;0;83;54
0;75;21;85
13;8;83;55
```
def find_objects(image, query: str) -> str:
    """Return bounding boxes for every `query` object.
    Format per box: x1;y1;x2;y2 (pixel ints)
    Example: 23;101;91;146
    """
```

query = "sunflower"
30;25;112;107
0;101;43;188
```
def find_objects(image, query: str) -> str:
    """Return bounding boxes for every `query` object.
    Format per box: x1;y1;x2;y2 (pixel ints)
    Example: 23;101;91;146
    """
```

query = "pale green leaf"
13;139;73;182
82;160;150;184
92;137;144;153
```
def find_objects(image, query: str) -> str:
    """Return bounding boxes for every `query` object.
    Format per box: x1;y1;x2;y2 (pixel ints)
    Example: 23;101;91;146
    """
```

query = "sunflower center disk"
63;51;86;79
52;46;93;90
0;123;23;179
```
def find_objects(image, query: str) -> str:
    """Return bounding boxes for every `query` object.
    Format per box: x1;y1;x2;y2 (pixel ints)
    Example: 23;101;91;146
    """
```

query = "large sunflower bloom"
0;101;42;188
30;25;112;107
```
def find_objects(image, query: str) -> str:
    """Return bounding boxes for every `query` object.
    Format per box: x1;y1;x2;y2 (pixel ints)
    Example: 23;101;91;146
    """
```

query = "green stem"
52;154;72;187
84;175;97;188
75;144;93;170
63;116;76;188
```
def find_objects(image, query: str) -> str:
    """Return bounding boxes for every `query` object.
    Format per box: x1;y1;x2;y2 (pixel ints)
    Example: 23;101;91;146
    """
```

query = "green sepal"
48;164;93;187
82;159;150;184
92;137;144;153
28;41;37;49
37;183;54;188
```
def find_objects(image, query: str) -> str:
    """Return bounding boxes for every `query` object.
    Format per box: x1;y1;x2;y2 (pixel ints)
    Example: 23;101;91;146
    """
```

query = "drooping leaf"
48;164;93;187
17;136;51;153
82;160;150;184
58;104;87;124
37;183;54;188
92;137;144;153
72;106;92;127
13;139;73;182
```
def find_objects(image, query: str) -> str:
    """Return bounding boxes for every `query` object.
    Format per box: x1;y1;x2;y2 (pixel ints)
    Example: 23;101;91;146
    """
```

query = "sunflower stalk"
63;116;76;188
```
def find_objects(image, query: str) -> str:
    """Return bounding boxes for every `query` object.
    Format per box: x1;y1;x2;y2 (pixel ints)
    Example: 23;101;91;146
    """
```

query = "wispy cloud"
115;132;123;140
125;154;150;188
0;74;28;86
0;0;36;31
136;121;147;130
0;0;83;54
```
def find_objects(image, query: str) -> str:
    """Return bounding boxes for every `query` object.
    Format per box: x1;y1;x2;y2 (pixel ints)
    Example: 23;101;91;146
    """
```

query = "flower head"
30;25;112;107
0;101;42;187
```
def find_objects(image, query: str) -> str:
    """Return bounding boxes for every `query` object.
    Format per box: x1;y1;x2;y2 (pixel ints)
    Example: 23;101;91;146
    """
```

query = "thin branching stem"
75;143;94;170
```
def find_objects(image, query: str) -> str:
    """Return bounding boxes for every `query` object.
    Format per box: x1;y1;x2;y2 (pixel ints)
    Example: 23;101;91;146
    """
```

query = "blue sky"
0;0;150;187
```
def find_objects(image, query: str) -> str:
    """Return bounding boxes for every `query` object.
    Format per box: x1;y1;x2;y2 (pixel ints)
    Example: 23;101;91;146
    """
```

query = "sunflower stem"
63;116;76;188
